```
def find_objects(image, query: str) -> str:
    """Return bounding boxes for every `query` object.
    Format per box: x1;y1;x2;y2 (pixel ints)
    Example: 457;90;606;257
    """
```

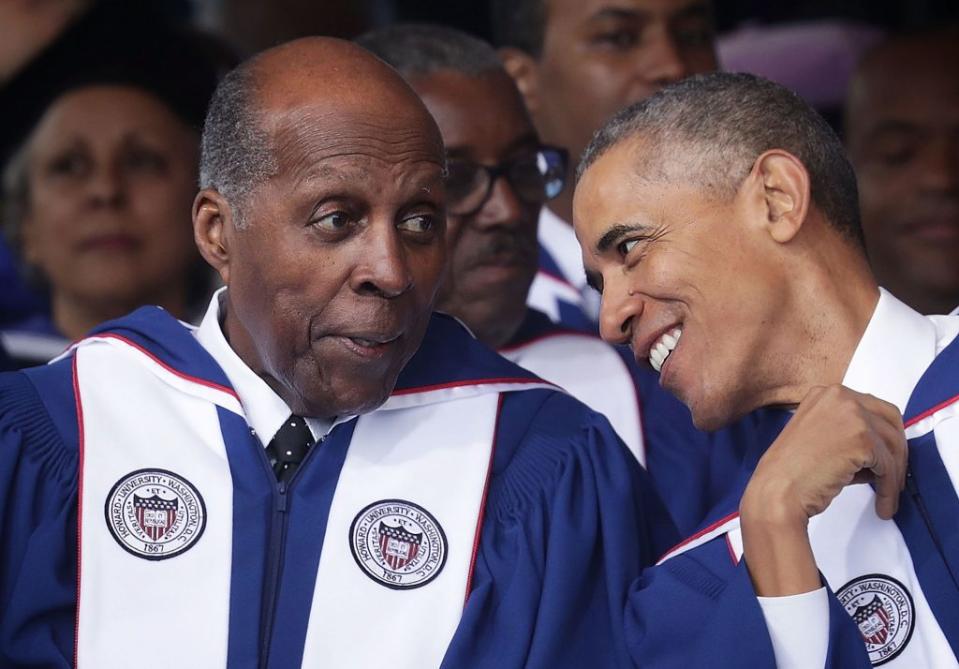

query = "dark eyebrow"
595;223;654;254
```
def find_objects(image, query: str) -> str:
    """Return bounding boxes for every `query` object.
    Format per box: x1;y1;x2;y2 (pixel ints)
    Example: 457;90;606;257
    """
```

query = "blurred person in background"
0;0;95;329
846;26;959;316
0;26;222;367
491;0;718;330
0;0;212;329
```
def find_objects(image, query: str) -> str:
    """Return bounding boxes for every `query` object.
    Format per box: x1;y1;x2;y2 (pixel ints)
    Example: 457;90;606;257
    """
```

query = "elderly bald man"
0;38;672;668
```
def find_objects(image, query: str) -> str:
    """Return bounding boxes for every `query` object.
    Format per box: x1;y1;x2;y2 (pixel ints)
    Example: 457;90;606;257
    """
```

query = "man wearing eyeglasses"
356;24;771;536
491;0;718;331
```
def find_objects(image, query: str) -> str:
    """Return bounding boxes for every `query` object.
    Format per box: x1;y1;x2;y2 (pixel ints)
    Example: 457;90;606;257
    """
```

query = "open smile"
646;326;683;373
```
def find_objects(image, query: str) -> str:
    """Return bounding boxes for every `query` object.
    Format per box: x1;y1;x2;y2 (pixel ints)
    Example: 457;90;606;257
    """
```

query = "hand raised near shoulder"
740;385;907;596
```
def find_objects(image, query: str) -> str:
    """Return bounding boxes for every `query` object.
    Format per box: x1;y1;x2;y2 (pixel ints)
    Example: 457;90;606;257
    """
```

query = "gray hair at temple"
355;23;505;79
578;72;864;246
198;61;277;229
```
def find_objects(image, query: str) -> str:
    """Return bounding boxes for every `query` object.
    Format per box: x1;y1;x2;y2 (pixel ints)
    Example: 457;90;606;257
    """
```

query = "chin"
309;381;395;419
690;412;727;432
687;396;738;432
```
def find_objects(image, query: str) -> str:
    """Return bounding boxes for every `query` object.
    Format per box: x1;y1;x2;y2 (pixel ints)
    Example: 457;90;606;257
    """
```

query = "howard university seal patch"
838;574;915;665
104;469;206;560
350;499;448;589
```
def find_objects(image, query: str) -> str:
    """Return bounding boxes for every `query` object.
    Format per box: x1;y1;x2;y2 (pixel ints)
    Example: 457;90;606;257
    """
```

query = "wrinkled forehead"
251;49;446;169
262;101;446;189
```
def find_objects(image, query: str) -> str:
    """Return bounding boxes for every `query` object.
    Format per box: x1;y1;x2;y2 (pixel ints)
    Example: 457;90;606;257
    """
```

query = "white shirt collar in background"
538;206;588;291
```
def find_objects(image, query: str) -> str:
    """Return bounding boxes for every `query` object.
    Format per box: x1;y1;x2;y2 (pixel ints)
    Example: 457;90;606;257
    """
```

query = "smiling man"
493;0;718;330
358;23;780;535
575;72;959;667
0;37;675;669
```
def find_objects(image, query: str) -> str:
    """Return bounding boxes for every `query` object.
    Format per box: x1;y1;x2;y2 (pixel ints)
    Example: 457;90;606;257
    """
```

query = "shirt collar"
841;288;940;414
538;206;588;290
194;288;343;446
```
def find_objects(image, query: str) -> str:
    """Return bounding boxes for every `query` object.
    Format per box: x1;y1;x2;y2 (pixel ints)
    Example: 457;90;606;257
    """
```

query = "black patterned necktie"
266;415;315;484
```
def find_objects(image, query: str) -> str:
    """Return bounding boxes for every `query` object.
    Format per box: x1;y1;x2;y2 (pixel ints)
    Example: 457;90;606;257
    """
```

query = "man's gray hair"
579;72;864;245
198;61;277;228
355;24;505;79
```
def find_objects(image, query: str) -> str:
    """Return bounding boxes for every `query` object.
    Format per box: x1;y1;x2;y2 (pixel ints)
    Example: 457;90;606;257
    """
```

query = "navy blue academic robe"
620;339;959;666
0;307;676;668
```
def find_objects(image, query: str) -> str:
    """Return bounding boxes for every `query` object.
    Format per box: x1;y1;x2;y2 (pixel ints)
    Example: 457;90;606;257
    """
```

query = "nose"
354;222;415;299
474;175;526;230
598;274;642;346
86;162;126;208
639;27;687;87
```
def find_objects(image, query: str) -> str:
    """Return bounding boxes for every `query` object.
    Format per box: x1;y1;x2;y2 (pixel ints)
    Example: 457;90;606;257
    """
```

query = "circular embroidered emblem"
349;499;448;590
104;468;207;561
838;573;915;665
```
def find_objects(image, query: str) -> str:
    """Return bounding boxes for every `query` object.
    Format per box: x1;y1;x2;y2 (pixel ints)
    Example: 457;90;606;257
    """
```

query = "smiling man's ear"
748;149;811;244
193;189;235;285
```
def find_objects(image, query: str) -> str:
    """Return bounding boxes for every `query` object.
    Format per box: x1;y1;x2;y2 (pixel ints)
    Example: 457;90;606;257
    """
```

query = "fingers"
817;387;907;520
856;393;907;519
857;391;906;434
765;384;909;523
872;448;901;520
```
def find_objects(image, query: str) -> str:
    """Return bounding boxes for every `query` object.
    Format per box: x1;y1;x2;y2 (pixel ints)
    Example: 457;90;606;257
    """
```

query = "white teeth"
650;348;665;371
648;327;683;373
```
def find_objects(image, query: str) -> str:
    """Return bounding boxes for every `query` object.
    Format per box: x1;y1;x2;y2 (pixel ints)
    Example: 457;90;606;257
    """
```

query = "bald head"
251;37;436;118
199;37;444;226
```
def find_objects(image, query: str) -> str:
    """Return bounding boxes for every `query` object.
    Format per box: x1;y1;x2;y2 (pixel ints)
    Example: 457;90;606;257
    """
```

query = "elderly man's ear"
745;149;812;245
193;189;233;284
